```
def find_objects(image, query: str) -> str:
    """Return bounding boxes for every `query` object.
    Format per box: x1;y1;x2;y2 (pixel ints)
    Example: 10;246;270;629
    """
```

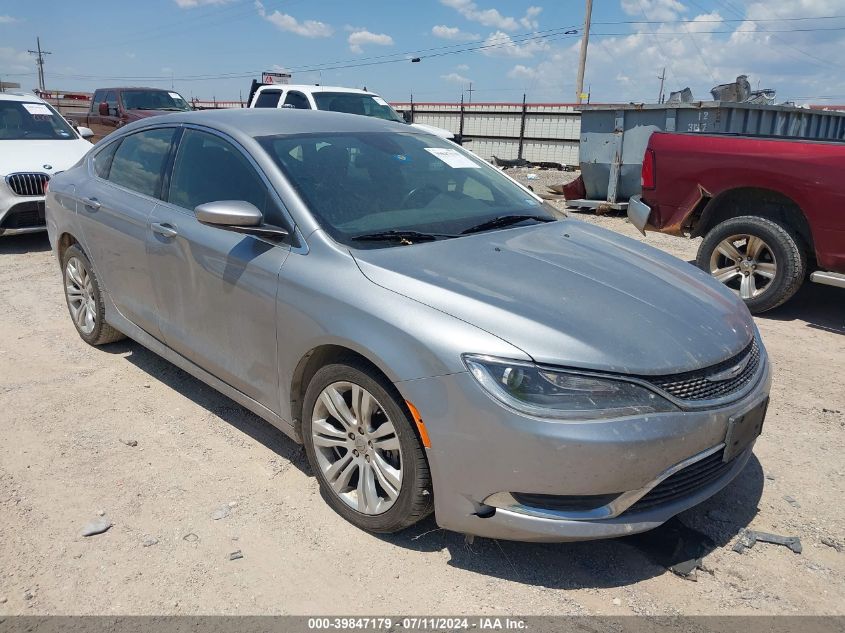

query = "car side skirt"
102;291;301;444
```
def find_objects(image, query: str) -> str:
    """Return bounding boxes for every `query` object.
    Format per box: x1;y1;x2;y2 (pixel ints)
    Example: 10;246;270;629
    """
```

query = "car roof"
256;84;375;96
93;87;178;92
119;108;414;140
0;92;47;103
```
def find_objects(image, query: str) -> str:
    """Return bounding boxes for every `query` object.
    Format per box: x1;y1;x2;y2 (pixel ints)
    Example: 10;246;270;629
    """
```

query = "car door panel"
147;202;290;409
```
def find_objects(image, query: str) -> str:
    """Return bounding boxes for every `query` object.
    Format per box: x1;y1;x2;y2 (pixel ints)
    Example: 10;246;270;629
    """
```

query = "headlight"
463;355;677;420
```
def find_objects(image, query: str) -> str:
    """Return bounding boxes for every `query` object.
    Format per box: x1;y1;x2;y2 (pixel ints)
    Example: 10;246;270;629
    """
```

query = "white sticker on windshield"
168;92;181;99
424;147;481;169
22;103;53;116
372;96;388;106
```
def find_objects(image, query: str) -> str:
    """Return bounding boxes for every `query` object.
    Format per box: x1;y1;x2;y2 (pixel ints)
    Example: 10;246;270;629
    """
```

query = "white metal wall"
394;102;582;165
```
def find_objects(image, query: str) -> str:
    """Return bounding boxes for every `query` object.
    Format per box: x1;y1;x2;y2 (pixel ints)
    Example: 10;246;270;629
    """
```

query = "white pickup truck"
247;83;459;143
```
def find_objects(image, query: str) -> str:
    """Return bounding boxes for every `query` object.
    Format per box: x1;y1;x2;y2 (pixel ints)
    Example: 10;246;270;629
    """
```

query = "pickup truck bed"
630;132;845;312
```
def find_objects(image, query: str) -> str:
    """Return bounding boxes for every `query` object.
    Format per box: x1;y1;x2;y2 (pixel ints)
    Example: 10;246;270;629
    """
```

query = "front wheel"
696;215;806;313
301;361;433;533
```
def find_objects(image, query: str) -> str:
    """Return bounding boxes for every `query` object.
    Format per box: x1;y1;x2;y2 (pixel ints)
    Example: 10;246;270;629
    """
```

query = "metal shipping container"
578;102;845;206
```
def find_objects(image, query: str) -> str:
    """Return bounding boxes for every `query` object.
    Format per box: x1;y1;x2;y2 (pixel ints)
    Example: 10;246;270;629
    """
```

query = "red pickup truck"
66;87;191;142
629;132;845;313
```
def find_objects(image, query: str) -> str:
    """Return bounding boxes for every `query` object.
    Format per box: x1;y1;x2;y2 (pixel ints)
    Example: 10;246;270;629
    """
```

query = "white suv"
248;84;459;143
0;92;94;236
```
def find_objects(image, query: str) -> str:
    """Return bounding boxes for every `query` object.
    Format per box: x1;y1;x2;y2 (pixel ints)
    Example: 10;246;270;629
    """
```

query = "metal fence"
393;100;581;166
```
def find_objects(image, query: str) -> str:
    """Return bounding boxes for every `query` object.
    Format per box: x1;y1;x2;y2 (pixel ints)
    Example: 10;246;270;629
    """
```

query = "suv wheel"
696;215;806;313
302;360;433;533
61;245;125;345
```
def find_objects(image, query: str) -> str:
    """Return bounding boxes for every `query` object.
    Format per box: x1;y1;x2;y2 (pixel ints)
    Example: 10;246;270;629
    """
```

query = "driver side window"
168;129;275;220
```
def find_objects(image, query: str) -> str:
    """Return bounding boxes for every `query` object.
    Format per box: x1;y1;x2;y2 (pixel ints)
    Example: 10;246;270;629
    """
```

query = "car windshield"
122;89;191;111
258;131;554;247
312;93;403;123
0;101;77;141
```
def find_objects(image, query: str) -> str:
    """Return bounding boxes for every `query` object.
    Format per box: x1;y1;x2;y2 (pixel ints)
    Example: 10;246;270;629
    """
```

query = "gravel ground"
0;211;843;616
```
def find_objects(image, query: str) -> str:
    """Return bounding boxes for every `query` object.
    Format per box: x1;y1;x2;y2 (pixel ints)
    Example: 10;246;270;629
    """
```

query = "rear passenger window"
107;128;176;198
283;91;310;110
168;129;269;215
254;90;282;108
93;140;121;179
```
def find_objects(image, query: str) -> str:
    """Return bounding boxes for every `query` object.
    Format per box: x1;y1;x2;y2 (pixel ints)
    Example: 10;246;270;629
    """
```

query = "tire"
696;215;806;314
61;244;126;346
301;360;433;533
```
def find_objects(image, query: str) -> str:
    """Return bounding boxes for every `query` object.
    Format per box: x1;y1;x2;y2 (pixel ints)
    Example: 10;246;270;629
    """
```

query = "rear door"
282;90;311;110
146;127;291;411
75;127;178;338
253;89;282;108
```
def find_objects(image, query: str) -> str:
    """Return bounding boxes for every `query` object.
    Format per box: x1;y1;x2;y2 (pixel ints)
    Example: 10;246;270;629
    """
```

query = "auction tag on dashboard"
22;103;53;116
168;92;181;99
424;147;480;168
372;96;389;106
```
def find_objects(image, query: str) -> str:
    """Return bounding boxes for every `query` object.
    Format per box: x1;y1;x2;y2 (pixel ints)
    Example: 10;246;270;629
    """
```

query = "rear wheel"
61;245;125;345
302;361;433;533
696;216;806;313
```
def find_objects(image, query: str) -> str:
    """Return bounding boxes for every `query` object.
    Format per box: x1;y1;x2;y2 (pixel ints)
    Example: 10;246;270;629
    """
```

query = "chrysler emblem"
705;354;751;382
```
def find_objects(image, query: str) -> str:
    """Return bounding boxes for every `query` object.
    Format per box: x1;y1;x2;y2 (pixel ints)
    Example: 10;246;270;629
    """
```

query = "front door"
146;128;291;411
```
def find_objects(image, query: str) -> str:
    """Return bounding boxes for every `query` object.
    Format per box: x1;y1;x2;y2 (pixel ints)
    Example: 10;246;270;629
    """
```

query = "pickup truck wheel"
696;216;806;313
61;245;126;345
302;360;433;533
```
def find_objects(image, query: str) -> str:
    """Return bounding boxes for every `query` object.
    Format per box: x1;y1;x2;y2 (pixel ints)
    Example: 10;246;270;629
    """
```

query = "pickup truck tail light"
641;148;656;189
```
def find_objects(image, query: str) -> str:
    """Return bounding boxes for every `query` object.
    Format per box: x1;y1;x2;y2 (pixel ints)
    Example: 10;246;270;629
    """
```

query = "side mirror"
77;126;95;139
195;200;289;240
98;102;109;116
402;110;413;123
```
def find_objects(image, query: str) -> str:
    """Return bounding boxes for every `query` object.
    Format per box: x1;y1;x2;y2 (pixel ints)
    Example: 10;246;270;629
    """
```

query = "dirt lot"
0;207;843;616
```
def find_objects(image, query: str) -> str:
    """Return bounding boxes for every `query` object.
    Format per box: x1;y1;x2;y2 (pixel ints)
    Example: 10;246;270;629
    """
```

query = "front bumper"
396;352;771;542
628;194;651;235
0;184;47;236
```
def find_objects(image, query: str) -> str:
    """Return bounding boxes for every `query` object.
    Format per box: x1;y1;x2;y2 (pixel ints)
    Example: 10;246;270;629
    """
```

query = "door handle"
151;222;179;238
81;197;101;210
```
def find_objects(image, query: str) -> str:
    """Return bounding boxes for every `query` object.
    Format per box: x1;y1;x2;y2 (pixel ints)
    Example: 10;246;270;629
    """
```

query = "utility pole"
575;0;592;104
657;67;666;103
466;82;474;104
28;37;52;93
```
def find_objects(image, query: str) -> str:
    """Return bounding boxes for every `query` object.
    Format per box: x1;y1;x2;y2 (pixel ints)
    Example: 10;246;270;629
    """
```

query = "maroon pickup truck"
66;87;191;142
629;132;845;313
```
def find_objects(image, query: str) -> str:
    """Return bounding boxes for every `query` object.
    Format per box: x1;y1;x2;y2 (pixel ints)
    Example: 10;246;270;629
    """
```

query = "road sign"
262;71;291;85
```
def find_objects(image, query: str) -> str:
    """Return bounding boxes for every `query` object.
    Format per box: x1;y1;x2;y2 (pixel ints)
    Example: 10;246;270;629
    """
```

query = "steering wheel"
400;184;442;209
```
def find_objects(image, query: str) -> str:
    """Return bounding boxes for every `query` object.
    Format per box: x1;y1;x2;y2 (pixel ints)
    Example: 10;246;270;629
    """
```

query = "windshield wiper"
351;230;456;245
461;214;555;235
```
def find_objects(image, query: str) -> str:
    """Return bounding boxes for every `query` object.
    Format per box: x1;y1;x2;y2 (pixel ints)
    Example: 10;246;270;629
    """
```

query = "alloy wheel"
65;256;97;335
311;381;403;515
709;234;778;300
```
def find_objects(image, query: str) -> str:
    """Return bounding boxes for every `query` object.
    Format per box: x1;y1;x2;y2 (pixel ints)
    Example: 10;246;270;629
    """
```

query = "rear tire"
696;215;806;313
302;360;433;533
61;245;125;346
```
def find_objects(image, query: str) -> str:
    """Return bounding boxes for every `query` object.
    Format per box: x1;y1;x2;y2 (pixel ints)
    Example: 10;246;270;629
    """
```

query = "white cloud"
620;0;686;22
255;0;333;38
456;64;470;71
174;0;231;7
440;0;543;32
125;52;136;59
347;29;394;54
432;25;480;40
481;30;549;58
0;15;19;23
507;64;538;79
442;72;472;83
0;46;31;73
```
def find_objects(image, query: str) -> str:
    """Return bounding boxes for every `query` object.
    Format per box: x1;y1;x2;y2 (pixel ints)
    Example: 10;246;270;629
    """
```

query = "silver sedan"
46;109;770;541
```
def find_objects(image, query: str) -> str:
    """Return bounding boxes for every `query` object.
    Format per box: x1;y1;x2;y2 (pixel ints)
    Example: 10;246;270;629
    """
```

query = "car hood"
0;139;91;176
352;219;754;376
410;122;454;140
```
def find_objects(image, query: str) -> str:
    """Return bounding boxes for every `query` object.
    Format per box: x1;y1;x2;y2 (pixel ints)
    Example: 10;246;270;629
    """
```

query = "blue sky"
2;0;844;104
